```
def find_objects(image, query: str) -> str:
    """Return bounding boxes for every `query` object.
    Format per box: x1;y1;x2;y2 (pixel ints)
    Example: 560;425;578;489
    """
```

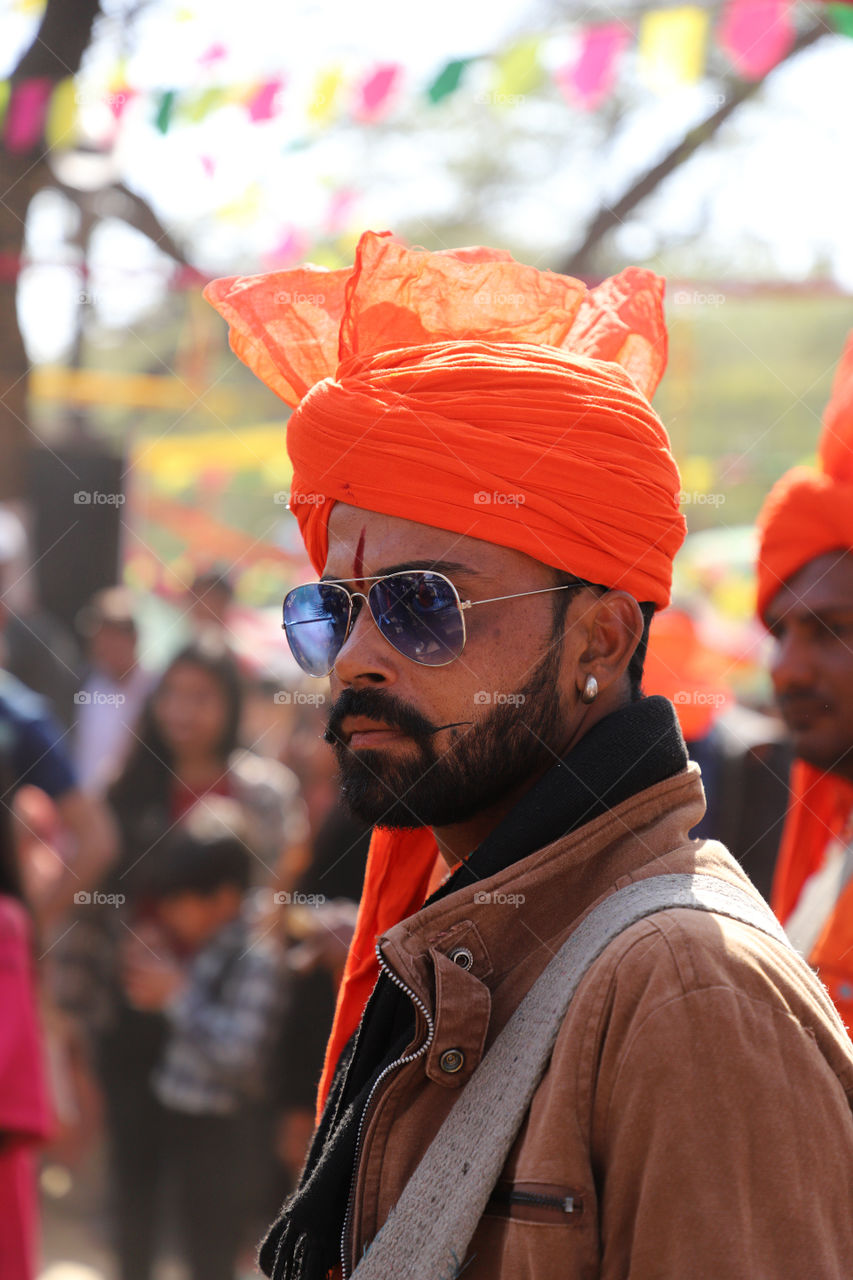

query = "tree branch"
559;19;832;276
13;0;102;85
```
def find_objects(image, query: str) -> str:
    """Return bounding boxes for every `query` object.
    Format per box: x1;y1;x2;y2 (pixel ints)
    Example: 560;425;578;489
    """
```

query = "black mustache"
325;687;443;745
777;691;831;711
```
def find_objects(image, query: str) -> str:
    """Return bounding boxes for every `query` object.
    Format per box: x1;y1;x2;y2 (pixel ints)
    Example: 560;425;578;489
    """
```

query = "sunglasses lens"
282;583;350;676
370;572;465;666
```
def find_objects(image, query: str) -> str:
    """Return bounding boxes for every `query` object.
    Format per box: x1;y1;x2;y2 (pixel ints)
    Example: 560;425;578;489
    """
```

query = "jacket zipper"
501;1189;578;1213
340;940;435;1280
487;1185;582;1218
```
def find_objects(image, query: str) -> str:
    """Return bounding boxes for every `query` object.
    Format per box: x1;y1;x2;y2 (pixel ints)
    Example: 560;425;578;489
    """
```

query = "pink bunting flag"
556;23;631;110
719;0;795;80
264;227;310;268
198;42;227;68
247;76;285;122
354;64;401;122
4;78;53;153
325;187;357;236
200;154;216;177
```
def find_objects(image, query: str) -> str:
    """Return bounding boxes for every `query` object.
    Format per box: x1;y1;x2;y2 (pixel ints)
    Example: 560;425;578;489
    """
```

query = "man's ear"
576;591;644;699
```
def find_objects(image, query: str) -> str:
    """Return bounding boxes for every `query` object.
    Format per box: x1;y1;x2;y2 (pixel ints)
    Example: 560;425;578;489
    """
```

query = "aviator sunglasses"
281;569;585;677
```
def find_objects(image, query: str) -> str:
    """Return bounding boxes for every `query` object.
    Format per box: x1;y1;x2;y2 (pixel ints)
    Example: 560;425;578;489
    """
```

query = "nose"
333;594;398;688
769;624;814;693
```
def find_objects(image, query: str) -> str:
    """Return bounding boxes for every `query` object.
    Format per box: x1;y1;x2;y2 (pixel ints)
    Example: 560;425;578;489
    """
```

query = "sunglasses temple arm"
463;583;580;609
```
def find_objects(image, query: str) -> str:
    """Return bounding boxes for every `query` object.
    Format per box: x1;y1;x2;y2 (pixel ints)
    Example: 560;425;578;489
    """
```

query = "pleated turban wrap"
756;331;853;621
205;231;686;1114
205;230;685;607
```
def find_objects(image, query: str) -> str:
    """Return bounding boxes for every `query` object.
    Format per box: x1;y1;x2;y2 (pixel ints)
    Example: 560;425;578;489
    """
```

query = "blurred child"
0;752;53;1280
121;800;286;1280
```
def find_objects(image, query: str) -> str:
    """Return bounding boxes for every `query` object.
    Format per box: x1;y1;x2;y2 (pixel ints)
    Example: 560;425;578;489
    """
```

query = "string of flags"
2;0;851;159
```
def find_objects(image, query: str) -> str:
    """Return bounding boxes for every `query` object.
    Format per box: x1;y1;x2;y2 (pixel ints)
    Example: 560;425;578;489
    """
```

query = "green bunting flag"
155;89;176;133
827;3;853;36
427;58;472;104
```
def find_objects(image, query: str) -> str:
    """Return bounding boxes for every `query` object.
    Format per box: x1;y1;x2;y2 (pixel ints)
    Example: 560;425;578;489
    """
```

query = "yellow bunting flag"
217;181;262;224
493;36;544;103
308;65;344;124
45;77;78;150
639;7;709;92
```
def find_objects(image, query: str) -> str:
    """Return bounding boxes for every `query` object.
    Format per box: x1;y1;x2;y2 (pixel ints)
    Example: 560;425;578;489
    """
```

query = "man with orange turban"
207;233;853;1280
757;332;853;1033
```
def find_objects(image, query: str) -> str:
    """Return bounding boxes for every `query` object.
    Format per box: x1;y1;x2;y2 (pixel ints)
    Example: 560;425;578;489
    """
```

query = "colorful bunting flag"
198;42;228;68
180;87;227;124
0;81;11;131
155;89;176;134
719;0;795;80
556;23;630;111
427;58;472;104
4;77;52;152
247;76;284;122
639;7;710;91
494;36;544;100
308;66;344;124
264;226;310;266
354;64;401;121
44;76;78;150
325;187;357;235
828;3;853;36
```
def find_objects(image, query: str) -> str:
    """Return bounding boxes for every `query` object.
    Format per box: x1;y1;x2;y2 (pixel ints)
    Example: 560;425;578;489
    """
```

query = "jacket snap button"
439;1048;465;1074
449;946;474;971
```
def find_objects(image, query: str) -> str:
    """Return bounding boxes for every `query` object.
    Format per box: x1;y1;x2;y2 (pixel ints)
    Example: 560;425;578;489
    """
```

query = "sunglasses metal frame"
281;569;585;677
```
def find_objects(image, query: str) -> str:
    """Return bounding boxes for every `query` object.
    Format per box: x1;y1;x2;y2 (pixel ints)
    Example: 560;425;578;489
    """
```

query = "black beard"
324;643;567;830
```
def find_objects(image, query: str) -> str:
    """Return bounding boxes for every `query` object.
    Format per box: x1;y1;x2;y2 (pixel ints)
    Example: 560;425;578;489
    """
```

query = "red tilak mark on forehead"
353;528;366;583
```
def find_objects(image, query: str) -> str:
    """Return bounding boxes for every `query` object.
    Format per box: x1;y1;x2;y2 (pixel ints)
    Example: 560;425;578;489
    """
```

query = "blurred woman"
57;635;307;1280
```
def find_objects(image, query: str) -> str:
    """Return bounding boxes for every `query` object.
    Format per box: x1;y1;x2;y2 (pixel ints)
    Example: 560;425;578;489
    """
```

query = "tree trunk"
0;0;102;498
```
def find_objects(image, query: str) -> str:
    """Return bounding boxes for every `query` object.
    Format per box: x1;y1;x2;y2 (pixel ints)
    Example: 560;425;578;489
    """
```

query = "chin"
791;731;853;777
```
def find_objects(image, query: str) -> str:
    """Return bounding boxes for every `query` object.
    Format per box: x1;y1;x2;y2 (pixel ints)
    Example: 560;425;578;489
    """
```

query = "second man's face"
766;550;853;779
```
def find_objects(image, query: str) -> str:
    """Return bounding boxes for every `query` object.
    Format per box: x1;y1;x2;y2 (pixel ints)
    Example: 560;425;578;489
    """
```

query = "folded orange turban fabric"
205;230;685;1116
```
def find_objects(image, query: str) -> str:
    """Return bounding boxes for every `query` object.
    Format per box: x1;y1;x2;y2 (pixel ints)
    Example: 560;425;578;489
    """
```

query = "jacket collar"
378;764;706;1089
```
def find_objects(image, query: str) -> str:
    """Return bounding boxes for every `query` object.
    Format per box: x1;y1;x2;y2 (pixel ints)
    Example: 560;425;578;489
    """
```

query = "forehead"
324;504;543;580
766;550;853;621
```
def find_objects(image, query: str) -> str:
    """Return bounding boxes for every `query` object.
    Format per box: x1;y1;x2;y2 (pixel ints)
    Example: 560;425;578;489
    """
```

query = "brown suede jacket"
344;764;853;1278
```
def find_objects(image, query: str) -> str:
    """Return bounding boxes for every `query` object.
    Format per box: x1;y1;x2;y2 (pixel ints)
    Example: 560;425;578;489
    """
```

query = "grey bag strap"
350;873;792;1280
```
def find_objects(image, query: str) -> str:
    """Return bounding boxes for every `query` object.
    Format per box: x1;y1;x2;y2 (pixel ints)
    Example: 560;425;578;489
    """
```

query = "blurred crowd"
0;507;372;1280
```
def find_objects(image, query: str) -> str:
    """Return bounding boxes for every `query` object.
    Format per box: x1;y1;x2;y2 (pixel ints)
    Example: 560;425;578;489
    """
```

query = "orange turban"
205;230;685;1116
756;331;853;621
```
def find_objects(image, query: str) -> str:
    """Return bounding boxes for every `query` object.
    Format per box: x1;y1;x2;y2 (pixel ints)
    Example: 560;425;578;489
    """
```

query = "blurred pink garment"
0;896;54;1280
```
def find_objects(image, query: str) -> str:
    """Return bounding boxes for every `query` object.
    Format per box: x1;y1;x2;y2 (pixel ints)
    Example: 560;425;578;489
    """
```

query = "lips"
340;716;409;749
777;695;832;728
